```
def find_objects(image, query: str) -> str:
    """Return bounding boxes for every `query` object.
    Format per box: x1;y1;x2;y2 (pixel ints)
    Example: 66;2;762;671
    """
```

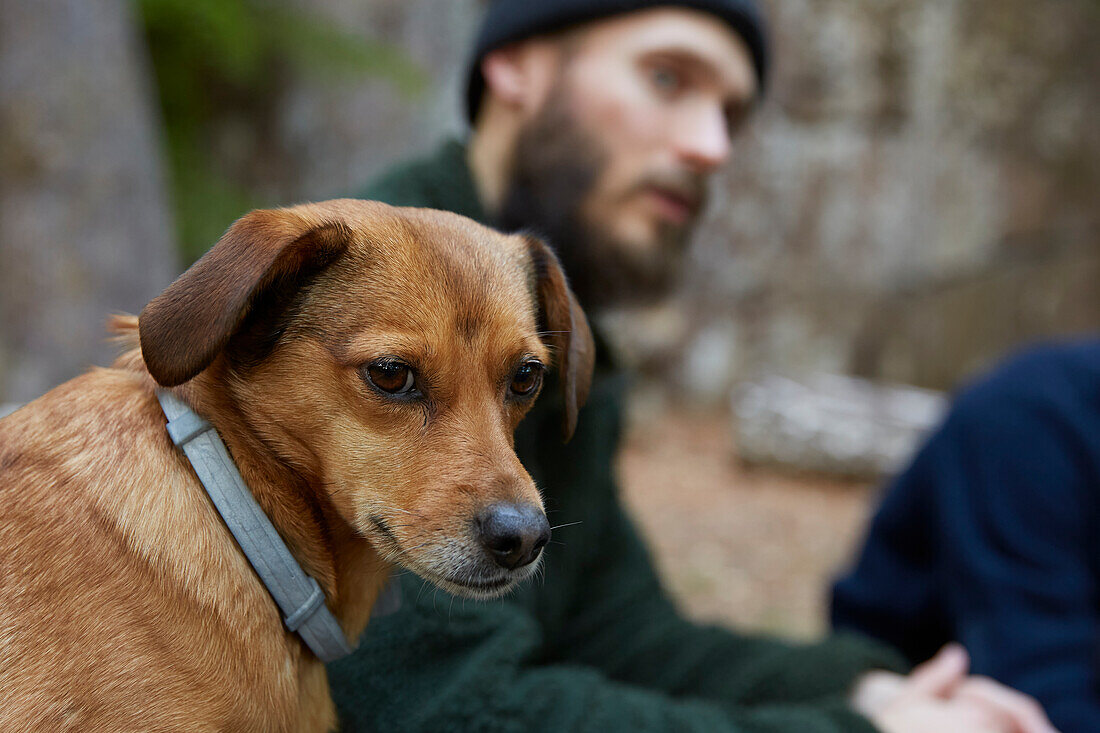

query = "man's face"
498;8;757;307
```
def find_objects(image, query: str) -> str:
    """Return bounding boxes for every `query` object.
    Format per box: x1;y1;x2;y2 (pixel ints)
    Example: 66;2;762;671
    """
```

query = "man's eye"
364;359;416;395
509;360;544;398
650;67;682;94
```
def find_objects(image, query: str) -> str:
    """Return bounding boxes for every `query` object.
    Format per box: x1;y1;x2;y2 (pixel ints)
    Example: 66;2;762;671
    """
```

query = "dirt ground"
617;405;880;640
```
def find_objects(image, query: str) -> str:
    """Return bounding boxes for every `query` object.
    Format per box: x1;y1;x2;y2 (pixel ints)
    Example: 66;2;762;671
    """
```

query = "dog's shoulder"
0;367;306;731
1;367;161;493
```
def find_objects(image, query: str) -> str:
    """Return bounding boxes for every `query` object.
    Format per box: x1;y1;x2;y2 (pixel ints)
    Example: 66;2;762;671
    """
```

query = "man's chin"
605;209;693;258
590;227;689;304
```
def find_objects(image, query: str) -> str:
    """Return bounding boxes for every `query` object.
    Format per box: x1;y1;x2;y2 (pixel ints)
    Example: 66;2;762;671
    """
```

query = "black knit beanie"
465;0;770;123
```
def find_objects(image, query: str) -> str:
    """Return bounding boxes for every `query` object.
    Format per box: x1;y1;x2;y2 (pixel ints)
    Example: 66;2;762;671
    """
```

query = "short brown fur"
0;200;593;732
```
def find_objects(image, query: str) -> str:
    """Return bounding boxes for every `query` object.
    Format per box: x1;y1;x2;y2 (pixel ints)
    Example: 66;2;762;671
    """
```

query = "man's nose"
476;502;551;570
675;106;732;173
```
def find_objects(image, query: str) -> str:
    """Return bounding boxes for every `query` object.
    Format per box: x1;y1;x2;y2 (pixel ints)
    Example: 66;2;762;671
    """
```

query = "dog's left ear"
523;236;596;442
140;207;351;387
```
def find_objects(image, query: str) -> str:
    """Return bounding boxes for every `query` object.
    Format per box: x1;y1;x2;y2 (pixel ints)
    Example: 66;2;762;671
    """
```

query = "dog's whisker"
549;521;583;531
415;578;432;605
380;506;428;519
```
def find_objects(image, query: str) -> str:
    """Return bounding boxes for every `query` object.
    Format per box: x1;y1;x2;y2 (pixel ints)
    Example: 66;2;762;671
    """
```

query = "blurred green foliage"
136;0;427;262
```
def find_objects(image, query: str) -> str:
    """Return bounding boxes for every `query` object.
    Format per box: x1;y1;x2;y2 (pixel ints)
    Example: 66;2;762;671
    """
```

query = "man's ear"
139;208;351;387
481;41;561;114
481;46;529;108
523;235;596;442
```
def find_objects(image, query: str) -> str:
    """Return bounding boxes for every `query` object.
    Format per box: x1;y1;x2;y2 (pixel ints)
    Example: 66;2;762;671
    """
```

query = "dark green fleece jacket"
327;140;905;732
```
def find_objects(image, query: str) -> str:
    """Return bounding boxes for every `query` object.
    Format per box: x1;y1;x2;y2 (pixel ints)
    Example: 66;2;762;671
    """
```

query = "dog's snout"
476;502;550;570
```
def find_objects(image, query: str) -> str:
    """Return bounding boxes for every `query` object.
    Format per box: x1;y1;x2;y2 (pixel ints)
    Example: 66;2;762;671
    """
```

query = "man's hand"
850;644;1059;733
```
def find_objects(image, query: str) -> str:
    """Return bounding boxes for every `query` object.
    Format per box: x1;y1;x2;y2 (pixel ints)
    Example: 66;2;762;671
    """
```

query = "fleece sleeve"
329;585;883;733
516;374;907;713
543;493;906;713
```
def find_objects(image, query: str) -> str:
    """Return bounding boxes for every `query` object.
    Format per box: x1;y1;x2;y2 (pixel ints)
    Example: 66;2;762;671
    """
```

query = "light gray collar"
157;390;357;662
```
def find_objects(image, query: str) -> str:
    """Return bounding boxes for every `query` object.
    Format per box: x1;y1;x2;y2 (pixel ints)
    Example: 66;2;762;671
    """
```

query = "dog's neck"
157;362;392;643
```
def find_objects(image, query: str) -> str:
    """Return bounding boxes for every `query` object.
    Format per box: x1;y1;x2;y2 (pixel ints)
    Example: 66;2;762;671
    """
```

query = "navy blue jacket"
832;339;1100;733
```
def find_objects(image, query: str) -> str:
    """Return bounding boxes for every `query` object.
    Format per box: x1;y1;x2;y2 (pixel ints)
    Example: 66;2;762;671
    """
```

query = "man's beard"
495;92;701;311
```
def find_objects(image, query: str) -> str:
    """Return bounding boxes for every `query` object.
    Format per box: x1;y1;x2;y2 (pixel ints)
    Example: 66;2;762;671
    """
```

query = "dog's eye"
365;360;416;395
510;360;544;397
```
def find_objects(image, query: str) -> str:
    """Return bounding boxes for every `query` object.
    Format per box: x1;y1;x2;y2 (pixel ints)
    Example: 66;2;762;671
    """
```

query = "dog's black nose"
476;502;550;570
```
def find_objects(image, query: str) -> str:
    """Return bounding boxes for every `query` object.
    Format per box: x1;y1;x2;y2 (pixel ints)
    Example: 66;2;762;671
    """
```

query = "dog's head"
138;199;594;598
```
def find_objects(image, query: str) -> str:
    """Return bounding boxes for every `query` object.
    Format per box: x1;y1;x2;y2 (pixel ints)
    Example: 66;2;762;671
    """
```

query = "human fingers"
850;670;906;716
873;696;1011;733
905;643;969;698
955;677;1059;733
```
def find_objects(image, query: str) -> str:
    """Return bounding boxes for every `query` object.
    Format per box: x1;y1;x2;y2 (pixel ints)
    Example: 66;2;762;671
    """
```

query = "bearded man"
328;2;1057;732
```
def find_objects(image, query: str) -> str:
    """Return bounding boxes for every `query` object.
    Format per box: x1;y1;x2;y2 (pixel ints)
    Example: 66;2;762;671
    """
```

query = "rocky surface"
662;0;1100;394
731;373;947;478
0;0;177;403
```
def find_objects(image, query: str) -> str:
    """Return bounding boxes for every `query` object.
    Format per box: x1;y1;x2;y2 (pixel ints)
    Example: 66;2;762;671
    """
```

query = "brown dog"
0;200;594;732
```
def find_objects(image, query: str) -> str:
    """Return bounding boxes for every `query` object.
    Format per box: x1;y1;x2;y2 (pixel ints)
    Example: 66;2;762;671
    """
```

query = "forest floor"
617;405;880;640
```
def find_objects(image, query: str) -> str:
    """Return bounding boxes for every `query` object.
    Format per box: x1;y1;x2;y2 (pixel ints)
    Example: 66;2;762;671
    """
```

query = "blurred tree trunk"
0;0;177;403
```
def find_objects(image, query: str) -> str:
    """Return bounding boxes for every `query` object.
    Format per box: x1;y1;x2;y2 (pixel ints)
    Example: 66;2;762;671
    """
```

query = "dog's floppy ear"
523;235;596;442
139;208;351;386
